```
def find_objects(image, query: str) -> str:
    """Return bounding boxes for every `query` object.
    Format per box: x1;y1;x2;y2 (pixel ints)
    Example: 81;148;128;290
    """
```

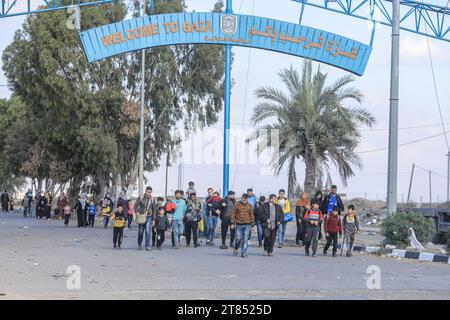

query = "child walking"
323;206;343;257
152;197;165;247
343;204;359;257
63;204;72;227
153;207;170;250
303;200;323;257
112;205;126;249
88;199;97;227
343;204;360;257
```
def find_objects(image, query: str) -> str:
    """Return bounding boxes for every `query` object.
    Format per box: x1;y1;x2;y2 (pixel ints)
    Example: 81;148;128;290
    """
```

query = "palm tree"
251;60;376;197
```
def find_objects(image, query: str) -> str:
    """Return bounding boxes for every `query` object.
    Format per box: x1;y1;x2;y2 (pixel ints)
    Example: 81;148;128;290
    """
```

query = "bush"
381;211;434;248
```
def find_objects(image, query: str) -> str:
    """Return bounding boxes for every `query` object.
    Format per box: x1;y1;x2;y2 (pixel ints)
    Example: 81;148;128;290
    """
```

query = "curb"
391;249;450;264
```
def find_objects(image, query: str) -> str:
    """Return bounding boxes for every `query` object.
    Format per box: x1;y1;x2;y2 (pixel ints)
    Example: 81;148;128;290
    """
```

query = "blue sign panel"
79;12;372;75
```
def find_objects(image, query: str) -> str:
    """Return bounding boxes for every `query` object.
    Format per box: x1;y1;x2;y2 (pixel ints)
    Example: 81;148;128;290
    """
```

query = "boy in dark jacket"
152;197;165;247
220;191;236;249
206;192;222;246
254;196;266;248
323;206;343;257
303;200;323;257
153;207;171;249
260;195;284;256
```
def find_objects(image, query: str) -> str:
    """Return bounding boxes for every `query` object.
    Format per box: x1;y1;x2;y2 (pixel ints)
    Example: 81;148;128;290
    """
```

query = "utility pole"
407;163;415;204
177;151;183;191
386;0;400;215
429;170;432;205
447;152;450;202
165;152;170;198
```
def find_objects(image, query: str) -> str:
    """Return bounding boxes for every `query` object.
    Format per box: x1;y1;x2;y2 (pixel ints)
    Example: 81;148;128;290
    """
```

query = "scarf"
296;195;310;208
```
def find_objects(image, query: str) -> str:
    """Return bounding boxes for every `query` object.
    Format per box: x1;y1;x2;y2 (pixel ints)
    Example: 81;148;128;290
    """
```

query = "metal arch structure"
0;0;113;18
293;0;450;42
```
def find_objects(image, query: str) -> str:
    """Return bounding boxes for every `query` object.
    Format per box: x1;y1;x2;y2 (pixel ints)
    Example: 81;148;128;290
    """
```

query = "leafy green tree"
2;0;225;198
251;60;375;196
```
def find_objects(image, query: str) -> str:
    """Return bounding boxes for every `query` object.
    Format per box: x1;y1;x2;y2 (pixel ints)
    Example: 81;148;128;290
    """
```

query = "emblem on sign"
221;14;238;36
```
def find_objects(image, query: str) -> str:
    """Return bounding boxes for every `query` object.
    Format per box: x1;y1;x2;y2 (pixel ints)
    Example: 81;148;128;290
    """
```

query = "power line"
421;0;450;151
414;164;448;180
358;130;450;154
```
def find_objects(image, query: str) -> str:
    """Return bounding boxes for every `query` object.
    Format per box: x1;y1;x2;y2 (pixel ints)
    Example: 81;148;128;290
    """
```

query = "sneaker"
248;240;252;246
194;244;199;248
323;251;328;256
138;245;143;250
210;241;215;247
220;244;228;250
180;235;185;240
233;249;238;256
146;247;152;251
157;247;162;250
206;240;211;246
312;253;316;257
118;245;122;250
268;252;273;257
230;242;234;248
305;251;310;256
174;246;180;250
278;244;282;248
186;244;190;247
241;253;248;258
346;251;352;257
263;251;268;256
258;244;262;248
114;245;117;249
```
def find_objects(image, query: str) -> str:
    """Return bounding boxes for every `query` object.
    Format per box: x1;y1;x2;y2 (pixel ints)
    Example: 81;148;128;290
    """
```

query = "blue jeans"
207;215;218;242
235;224;251;254
172;219;183;247
138;216;152;247
255;220;263;244
278;221;287;245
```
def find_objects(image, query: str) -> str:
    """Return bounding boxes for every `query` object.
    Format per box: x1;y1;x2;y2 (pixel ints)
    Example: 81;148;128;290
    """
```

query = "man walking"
172;190;187;248
276;189;291;248
134;186;156;251
321;185;344;216
231;194;254;258
261;194;284;256
303;200;323;257
220;191;236;249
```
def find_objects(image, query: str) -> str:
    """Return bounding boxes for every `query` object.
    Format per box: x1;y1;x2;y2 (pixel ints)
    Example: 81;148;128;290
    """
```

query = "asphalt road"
1;213;449;300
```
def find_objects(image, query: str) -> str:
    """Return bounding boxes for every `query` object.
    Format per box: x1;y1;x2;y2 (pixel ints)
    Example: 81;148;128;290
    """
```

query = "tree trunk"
304;158;318;198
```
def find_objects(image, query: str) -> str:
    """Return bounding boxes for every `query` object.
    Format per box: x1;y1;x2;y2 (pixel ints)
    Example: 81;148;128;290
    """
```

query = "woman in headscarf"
74;193;89;227
295;192;311;247
56;192;68;220
100;192;114;228
36;192;47;219
311;190;324;240
44;191;52;220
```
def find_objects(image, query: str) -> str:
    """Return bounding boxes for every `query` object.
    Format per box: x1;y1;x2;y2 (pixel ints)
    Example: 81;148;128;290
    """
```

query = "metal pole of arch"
386;0;400;215
223;0;233;197
138;0;154;198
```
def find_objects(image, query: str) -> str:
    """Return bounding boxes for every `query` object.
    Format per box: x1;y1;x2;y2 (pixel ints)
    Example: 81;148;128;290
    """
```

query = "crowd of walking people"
9;182;360;257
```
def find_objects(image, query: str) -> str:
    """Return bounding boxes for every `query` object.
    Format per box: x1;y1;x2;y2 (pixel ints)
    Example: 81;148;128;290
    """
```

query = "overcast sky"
0;0;449;202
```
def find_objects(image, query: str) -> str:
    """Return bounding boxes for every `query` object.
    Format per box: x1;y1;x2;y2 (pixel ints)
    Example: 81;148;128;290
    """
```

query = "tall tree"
2;0;225;198
251;60;376;197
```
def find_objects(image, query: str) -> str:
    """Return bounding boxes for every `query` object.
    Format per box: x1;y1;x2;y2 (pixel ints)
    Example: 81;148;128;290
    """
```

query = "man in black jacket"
220;191;236;249
321;185;344;216
260;194;284;256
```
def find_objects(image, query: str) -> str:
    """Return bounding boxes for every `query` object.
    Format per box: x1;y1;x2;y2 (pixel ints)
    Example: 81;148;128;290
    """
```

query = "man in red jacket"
323;206;343;257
